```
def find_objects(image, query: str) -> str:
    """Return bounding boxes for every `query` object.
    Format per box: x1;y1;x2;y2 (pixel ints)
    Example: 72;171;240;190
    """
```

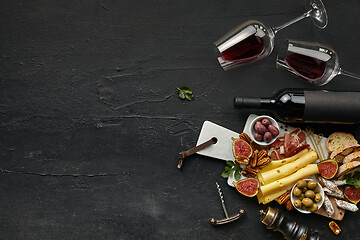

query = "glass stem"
339;68;360;80
271;9;312;34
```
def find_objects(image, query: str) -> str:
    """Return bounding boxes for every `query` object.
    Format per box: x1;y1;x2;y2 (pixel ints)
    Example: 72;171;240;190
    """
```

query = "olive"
302;186;309;193
293;187;302;197
254;123;267;135
307;180;318;190
261;118;271;127
302;198;314;208
310;203;318;212
268;124;279;137
305;190;315;199
294;199;302;208
313;185;320;193
298;193;305;201
263;132;273;143
254;132;263;141
314;193;322;203
297;179;307;189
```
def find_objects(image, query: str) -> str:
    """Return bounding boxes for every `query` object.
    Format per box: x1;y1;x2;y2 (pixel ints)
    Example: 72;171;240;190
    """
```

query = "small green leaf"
180;86;192;93
224;166;231;172
234;171;241;181
226;161;235;167
185;93;194;101
177;86;193;101
346;171;360;188
221;171;229;178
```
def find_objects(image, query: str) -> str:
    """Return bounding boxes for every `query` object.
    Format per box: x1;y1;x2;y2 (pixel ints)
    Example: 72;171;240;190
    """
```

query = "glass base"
306;0;328;29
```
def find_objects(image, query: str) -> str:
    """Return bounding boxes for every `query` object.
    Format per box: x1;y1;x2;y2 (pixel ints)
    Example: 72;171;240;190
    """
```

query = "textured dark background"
1;0;360;239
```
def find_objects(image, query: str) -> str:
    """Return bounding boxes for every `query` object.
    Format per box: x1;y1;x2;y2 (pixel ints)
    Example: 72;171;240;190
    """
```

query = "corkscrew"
210;182;245;225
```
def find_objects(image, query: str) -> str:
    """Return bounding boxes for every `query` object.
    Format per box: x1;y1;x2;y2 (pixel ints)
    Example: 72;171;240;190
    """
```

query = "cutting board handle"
177;137;217;169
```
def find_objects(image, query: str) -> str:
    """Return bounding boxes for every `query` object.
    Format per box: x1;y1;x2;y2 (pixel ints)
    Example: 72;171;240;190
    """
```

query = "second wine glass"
276;40;360;86
215;0;328;70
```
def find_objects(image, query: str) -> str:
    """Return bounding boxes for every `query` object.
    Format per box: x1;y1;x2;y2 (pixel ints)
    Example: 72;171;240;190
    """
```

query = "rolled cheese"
257;188;288;205
258;149;309;174
262;189;288;204
259;164;319;196
259;150;318;185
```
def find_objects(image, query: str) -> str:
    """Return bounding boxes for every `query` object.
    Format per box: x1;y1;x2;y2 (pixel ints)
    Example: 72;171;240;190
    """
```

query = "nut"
257;157;271;167
257;149;268;160
277;191;291;205
329;221;341;235
241;168;257;178
239;132;251;144
241;171;256;178
236;157;249;165
250;141;261;152
285;199;293;211
250;151;258;168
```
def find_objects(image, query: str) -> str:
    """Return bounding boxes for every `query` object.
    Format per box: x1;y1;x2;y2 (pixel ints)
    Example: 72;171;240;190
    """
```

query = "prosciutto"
268;128;310;160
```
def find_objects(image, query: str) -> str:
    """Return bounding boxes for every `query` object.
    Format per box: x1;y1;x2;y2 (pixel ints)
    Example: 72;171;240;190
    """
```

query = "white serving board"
196;114;328;186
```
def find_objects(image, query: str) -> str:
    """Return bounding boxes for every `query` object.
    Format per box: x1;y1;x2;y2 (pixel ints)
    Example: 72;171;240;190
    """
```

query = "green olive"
307;180;318;190
302;198;314;208
314;193;322;202
298;193;305;201
305;190;315;199
314;185;320;193
302;186;309;193
293;187;302;197
310;203;318;212
294;199;302;208
297;179;307;189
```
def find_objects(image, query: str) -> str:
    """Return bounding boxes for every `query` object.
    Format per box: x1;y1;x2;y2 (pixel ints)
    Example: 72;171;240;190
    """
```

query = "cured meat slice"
269;128;310;160
284;128;310;158
268;137;285;160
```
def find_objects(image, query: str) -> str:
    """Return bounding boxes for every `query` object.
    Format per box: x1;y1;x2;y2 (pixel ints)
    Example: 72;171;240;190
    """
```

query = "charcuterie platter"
196;114;327;163
194;114;360;223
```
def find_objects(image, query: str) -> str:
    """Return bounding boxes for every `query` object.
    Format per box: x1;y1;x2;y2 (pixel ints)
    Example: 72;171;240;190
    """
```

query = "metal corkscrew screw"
210;182;245;225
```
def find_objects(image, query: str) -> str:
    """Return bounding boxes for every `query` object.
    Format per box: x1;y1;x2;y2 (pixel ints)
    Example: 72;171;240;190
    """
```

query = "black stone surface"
1;0;360;239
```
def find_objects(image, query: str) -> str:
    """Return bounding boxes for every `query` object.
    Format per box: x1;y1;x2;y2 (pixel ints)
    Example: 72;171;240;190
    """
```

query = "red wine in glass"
277;40;360;86
215;0;328;70
285;52;327;81
220;34;265;63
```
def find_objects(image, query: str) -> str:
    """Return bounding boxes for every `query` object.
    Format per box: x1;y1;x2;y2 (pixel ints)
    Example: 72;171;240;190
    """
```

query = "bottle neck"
233;97;275;109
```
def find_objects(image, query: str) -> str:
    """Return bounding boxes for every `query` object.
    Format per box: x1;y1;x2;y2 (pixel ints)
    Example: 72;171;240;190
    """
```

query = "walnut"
236;157;249;165
241;168;258;178
257;149;268;160
250;151;258;168
257;157;271;168
239;132;251;144
277;191;291;205
285;199;293;211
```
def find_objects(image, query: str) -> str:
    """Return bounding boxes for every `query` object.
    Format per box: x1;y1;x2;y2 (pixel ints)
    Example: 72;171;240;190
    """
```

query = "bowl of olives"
249;115;280;146
290;179;324;214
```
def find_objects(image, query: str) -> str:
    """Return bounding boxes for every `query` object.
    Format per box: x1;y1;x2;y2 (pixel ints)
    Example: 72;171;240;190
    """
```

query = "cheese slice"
259;164;319;197
259;150;318;185
258;149;309;174
257;188;288;205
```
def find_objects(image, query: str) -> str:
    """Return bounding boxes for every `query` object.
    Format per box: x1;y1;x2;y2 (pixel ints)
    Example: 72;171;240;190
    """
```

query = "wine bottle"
233;88;360;124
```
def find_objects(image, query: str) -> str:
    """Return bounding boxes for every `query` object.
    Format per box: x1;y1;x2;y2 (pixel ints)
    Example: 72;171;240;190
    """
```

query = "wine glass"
215;0;328;71
276;40;360;86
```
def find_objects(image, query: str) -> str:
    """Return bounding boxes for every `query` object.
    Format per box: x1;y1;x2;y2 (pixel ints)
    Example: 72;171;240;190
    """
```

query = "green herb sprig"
177;86;194;100
345;171;360;188
221;161;242;181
